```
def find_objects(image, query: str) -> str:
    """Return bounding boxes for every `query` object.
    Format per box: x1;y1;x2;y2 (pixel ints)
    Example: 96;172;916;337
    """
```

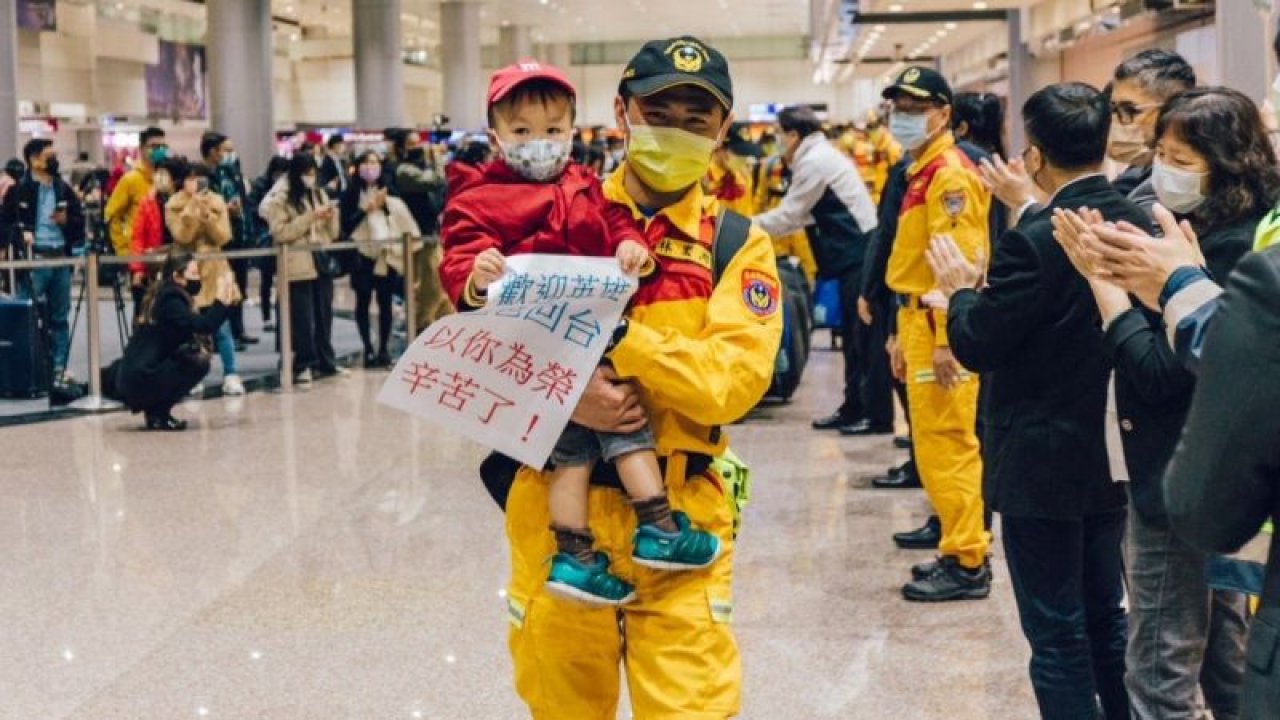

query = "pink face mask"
359;164;381;184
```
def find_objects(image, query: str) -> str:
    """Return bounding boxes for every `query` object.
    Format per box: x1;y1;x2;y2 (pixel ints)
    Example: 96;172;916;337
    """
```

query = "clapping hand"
978;155;1046;211
1079;203;1204;310
925;234;986;299
1053;207;1132;316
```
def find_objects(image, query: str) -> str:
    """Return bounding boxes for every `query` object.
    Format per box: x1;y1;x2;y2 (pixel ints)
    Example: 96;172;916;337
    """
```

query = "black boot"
902;556;991;602
145;412;188;431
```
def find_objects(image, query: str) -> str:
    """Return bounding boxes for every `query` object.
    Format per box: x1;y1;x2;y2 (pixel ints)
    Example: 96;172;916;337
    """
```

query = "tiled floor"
2;347;1037;719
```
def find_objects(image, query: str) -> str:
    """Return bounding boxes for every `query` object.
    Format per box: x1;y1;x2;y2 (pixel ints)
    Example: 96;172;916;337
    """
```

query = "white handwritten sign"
377;254;637;468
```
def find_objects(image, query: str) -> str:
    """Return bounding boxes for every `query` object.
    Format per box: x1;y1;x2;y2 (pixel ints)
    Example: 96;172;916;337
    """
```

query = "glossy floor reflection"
3;348;1037;719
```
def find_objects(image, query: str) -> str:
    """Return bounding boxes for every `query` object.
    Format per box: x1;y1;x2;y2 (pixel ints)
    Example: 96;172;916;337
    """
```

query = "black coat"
116;283;226;412
1104;214;1257;520
947;175;1152;519
1;173;85;255
1163;244;1280;718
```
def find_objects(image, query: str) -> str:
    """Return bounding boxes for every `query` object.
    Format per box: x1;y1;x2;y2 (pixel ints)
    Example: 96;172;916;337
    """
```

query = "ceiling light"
540;0;549;4
889;3;903;10
973;1;988;8
874;24;886;32
945;22;958;30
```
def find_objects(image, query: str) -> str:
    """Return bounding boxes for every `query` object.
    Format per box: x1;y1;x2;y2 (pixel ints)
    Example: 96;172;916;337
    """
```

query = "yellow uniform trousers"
506;456;740;720
898;307;990;569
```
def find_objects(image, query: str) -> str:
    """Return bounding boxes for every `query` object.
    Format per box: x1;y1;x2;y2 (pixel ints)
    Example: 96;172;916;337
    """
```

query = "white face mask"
498;138;572;182
1152;158;1208;214
889;111;931;151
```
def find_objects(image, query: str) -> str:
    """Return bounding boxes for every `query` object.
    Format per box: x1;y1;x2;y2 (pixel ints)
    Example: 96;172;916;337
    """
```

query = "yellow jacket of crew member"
887;131;990;345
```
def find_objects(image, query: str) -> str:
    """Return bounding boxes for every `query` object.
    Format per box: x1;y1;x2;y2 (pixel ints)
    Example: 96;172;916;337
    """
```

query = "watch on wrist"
607;319;629;352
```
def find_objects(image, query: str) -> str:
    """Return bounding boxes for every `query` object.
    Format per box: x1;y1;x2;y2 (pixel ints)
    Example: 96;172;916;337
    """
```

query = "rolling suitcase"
812;277;842;350
0;295;52;398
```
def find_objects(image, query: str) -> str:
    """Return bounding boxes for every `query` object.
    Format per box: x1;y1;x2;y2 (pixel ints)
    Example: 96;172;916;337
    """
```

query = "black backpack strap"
712;209;752;285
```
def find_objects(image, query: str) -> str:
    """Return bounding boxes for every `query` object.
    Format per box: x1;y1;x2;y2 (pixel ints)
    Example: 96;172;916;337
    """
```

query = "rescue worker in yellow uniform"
882;67;993;602
868;111;903;205
502;37;783;719
753;151;819;283
704;140;756;217
838;125;881;204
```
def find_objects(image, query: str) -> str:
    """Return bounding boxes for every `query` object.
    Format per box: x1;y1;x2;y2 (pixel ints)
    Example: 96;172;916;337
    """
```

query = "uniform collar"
907;131;957;178
603;161;709;240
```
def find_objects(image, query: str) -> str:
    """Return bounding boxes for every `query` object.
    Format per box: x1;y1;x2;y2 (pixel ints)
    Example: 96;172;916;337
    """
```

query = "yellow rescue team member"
753;152;818;282
838;125;881;203
704;142;755;217
503;37;782;719
868;111;903;204
882;67;993;602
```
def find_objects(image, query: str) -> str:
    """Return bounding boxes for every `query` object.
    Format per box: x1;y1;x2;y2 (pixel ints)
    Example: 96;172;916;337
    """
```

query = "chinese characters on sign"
378;255;636;468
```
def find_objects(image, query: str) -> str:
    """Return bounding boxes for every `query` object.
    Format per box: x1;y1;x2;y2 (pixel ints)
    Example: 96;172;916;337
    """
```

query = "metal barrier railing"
0;235;437;411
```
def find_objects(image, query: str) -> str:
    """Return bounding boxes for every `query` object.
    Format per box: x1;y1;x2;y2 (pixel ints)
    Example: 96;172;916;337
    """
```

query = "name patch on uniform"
943;190;967;218
741;269;779;317
655;237;713;271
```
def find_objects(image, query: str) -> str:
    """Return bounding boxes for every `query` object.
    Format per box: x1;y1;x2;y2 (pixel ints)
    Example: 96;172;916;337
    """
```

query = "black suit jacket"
1163;245;1280;717
319;155;348;196
1104;214;1256;520
947;175;1151;519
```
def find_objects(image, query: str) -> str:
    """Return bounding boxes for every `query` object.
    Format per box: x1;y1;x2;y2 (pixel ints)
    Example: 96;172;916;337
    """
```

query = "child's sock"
633;495;679;533
553;526;597;564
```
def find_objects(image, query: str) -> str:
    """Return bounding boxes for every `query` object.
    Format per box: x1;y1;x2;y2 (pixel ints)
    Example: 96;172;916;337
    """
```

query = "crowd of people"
3;26;1280;720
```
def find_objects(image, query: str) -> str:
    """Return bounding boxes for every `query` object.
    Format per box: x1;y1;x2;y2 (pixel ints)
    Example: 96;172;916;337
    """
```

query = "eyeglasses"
1110;102;1160;125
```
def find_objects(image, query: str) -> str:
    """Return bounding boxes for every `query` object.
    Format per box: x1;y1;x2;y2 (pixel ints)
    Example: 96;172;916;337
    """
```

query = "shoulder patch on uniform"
942;190;967;219
741;269;779;317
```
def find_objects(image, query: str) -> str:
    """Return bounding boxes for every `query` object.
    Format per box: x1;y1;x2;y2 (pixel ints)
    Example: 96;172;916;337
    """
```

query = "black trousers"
259;257;275;323
351;256;395;354
1003;509;1130;720
837;265;893;427
288;280;318;373
314;275;337;372
228;257;251;338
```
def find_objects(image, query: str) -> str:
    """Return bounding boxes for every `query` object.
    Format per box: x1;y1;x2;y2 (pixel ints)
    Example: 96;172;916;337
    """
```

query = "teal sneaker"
545;552;636;606
632;511;721;570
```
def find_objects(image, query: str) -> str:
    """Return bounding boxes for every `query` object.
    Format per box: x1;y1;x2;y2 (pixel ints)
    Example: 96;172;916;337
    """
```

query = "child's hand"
616;240;649;276
472;248;507;291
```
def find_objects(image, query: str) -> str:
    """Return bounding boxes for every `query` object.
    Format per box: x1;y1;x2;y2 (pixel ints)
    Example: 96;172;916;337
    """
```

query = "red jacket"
130;193;166;274
439;160;644;306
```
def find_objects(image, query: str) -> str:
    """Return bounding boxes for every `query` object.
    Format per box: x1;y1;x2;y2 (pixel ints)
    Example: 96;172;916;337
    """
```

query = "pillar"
498;24;533;66
1217;0;1270;103
207;0;275;178
440;0;483;130
353;0;405;130
1005;8;1031;160
545;43;572;70
0;0;19;159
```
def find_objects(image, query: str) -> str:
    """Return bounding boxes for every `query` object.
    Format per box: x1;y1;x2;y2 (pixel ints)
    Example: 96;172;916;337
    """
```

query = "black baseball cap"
619;36;733;110
882;66;953;105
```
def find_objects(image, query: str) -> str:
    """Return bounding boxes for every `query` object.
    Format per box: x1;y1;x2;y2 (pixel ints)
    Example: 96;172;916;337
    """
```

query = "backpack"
479;210;755;532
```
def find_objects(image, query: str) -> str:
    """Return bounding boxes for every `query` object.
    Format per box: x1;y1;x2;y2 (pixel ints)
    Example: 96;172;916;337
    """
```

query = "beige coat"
166;190;239;309
350;190;422;277
259;181;340;283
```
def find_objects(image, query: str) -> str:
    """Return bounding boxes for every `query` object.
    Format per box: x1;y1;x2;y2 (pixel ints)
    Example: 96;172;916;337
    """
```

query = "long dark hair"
286;153;319;211
953;92;1006;159
1156;87;1280;230
138;249;195;325
341;151;386;237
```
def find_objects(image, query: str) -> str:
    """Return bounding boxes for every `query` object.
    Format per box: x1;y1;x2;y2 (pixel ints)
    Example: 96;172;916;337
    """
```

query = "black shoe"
236;334;260;345
838;419;894;436
812;413;852;431
872;461;922;489
902;556;991;602
375;351;392;368
263;322;276;332
363;350;378;368
894;435;912;450
913;555;994;581
893;515;941;550
144;412;188;431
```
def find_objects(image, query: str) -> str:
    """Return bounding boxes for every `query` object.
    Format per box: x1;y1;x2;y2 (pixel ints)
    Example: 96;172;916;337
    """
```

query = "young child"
439;60;721;606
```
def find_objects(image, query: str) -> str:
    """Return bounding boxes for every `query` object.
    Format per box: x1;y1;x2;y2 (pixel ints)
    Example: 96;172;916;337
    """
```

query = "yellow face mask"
624;118;719;193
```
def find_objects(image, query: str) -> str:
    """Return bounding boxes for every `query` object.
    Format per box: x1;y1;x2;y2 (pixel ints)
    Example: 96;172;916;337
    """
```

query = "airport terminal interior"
4;0;1280;718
